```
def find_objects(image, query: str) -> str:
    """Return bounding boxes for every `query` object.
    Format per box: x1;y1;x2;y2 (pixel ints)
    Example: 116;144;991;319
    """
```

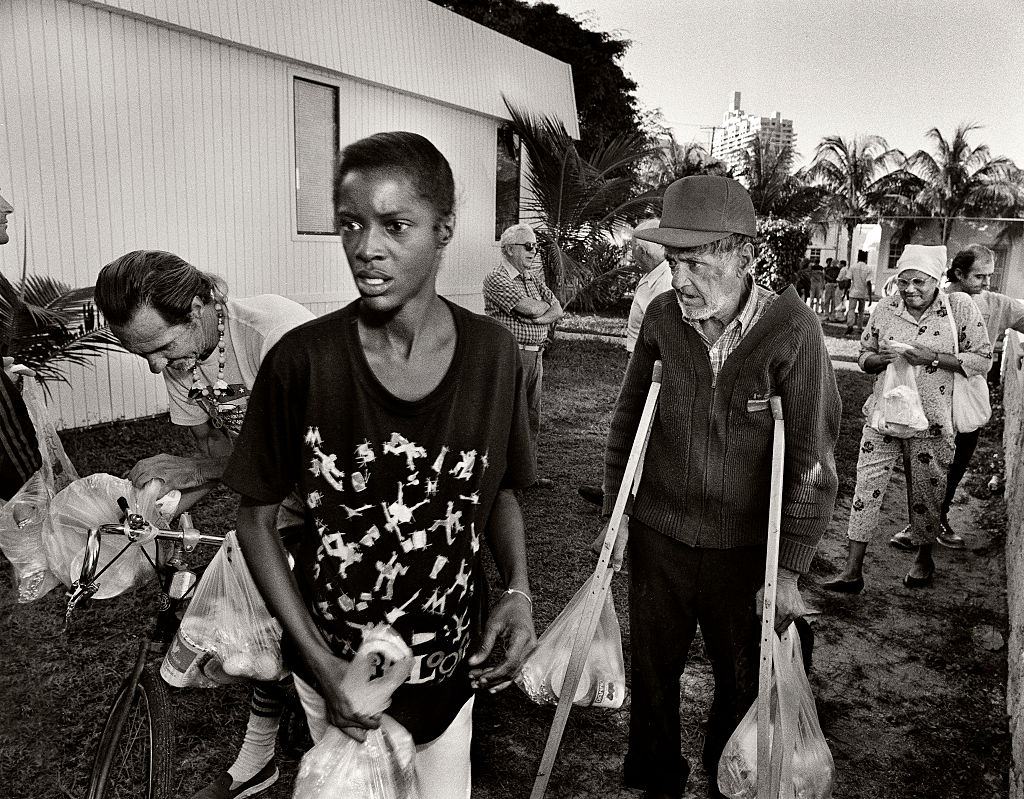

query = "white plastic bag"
939;291;991;433
293;625;418;799
20;375;78;495
46;473;161;599
294;717;417;799
172;530;285;684
718;625;835;799
0;472;61;601
951;372;991;433
516;575;626;708
0;376;79;602
866;359;928;438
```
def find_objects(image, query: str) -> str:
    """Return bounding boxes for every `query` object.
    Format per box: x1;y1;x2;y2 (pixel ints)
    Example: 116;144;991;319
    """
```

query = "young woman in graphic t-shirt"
224;132;536;799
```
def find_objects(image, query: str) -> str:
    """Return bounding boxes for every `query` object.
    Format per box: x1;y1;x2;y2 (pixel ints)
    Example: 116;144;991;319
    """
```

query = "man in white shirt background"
579;218;672;506
844;250;874;335
625;218;674;353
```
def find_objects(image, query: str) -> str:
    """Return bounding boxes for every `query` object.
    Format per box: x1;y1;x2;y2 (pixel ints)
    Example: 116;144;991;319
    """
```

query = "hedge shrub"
751;216;813;292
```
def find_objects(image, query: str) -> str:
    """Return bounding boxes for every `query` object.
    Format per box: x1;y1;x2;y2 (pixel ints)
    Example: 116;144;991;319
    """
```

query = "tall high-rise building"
711;91;795;173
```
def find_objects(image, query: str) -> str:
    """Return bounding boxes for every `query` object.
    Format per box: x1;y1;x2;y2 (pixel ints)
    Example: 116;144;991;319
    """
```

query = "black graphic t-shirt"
224;299;534;742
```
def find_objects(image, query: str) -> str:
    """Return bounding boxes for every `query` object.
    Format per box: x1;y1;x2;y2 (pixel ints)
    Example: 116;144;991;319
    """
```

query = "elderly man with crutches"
598;176;842;799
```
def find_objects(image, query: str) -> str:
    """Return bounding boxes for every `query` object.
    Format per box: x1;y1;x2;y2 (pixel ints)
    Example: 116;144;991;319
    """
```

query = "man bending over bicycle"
95;251;314;799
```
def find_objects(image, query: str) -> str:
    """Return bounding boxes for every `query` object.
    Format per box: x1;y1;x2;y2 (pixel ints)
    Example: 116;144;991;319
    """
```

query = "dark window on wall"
496;123;521;240
887;244;905;272
294;77;339;235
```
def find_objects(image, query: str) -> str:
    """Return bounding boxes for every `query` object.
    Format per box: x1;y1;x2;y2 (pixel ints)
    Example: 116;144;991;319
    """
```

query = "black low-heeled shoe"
821;576;864;594
903;562;935;588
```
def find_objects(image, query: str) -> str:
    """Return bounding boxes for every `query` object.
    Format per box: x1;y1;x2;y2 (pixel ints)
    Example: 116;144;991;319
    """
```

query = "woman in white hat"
823;244;991;592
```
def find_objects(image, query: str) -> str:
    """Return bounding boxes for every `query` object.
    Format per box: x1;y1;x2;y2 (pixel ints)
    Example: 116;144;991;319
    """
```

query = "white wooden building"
0;0;578;429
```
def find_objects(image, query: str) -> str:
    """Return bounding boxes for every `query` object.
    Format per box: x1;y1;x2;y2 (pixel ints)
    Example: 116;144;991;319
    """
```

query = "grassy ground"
0;337;1011;798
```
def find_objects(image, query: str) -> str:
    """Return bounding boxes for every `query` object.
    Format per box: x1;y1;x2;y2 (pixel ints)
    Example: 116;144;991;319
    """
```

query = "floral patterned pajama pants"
845;425;955;545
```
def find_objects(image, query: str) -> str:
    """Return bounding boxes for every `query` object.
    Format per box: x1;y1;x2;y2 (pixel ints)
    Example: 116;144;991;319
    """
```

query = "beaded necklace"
187;301;233;428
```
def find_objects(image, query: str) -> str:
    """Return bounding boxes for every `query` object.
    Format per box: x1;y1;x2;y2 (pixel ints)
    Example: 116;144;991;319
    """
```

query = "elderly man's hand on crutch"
756;566;814;634
589;514;629;571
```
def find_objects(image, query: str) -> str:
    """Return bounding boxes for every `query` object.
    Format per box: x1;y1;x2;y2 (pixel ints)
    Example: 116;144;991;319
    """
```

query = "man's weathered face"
0;191;13;246
113;301;204;375
666;243;750;321
960;258;994;295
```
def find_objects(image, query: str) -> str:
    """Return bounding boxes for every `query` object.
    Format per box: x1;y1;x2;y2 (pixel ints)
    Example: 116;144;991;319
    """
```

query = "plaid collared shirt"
679;279;776;383
483;261;556;347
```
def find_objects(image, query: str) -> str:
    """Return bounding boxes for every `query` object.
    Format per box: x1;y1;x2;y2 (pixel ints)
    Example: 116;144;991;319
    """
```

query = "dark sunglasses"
513;242;537;252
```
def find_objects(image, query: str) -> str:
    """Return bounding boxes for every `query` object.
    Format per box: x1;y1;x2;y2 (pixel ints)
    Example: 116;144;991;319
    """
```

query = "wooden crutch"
529;360;664;799
746;395;788;799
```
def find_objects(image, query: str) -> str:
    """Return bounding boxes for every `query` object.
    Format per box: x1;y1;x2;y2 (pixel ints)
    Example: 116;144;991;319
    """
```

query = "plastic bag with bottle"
515;574;626;709
717;624;835;799
293;625;419;799
0;374;79;602
170;529;285;684
45;473;164;599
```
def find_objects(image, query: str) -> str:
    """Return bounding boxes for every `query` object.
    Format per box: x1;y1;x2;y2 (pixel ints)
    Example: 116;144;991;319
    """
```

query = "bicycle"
65;497;224;799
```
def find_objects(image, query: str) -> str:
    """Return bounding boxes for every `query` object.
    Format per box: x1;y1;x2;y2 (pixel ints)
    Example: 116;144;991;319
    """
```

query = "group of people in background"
797;251;875;335
2;126;1022;799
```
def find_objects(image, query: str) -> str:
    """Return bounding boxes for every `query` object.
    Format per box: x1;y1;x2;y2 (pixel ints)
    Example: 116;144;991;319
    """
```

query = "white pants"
293;674;474;799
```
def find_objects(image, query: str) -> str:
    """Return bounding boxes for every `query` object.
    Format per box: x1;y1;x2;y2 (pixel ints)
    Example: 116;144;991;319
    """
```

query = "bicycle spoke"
107;687;152;799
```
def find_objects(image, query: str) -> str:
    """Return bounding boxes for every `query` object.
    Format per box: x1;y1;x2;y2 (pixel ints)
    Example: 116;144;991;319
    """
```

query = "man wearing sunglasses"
484;223;563;487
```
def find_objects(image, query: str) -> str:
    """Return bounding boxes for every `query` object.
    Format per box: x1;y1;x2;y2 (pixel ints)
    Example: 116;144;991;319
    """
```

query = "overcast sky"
546;0;1024;167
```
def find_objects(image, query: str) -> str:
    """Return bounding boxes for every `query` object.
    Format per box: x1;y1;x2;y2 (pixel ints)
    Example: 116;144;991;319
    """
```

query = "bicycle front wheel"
87;665;175;799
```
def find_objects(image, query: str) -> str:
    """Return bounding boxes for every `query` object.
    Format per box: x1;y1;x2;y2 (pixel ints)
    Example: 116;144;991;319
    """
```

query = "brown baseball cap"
634;175;756;249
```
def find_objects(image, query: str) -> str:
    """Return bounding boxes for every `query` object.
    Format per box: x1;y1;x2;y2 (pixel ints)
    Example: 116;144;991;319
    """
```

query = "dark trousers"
941;428;981;518
625;521;764;798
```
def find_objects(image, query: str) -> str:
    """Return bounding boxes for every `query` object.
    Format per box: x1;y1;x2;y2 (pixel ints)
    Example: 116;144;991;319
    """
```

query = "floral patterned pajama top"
858;290;991;439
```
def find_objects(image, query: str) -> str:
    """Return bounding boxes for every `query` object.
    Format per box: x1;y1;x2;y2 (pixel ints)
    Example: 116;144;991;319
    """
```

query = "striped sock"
227;680;286;784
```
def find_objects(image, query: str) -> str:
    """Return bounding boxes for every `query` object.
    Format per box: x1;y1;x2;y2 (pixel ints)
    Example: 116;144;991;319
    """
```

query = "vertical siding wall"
1;0;501;429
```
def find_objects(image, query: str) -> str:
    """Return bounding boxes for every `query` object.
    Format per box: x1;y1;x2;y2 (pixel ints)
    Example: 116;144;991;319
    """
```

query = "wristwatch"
930;357;940;368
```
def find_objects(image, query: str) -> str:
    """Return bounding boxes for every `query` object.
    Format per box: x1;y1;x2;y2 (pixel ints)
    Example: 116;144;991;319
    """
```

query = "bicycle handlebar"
68;508;225;622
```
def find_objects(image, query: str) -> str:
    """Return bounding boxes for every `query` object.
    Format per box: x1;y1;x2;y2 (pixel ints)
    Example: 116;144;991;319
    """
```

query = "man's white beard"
676;289;726;321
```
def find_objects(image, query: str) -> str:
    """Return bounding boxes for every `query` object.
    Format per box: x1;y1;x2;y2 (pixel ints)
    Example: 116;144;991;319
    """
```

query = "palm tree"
802;135;906;265
504;99;658;310
639;136;728;194
735;138;826;221
900;123;1024;242
0;238;119;388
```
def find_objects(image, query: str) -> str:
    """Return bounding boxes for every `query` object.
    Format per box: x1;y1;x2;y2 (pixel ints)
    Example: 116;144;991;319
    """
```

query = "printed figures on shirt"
301;428;490;687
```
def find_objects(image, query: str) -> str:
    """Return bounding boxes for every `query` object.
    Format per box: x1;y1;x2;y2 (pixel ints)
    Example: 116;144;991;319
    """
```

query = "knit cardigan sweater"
602;286;841;573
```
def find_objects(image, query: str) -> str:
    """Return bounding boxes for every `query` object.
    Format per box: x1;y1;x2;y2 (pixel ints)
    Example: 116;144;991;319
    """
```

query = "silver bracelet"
504;587;533;607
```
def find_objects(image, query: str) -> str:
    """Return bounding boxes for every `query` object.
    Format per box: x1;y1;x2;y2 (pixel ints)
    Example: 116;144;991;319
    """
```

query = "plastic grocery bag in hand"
865;359;928;438
515;574;626;709
718;624;835;799
170;529;285;684
293;625;419;799
46;474;163;599
0;376;79;602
